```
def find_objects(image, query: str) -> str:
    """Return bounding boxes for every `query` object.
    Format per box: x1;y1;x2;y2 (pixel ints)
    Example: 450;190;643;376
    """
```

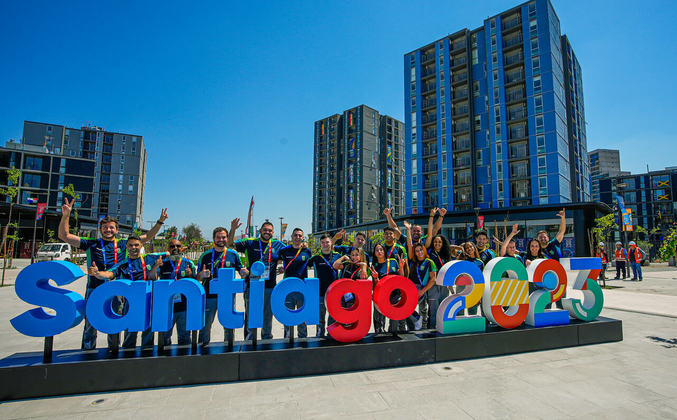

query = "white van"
36;243;73;262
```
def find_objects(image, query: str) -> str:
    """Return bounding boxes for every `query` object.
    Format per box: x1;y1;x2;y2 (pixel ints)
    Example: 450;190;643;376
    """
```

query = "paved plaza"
0;260;676;418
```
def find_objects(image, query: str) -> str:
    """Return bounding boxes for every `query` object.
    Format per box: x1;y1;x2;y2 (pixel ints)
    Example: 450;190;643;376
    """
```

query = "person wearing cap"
628;241;644;281
596;242;609;281
614;241;628;280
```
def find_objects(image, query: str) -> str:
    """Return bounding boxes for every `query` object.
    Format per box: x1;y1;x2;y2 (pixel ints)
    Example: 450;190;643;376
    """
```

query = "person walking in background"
628;241;644;281
596;242;609;282
614;241;628;280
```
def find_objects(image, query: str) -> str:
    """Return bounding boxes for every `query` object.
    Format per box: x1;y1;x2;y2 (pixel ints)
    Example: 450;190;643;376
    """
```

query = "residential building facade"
588;148;623;202
313;105;405;232
21;121;147;227
404;0;590;214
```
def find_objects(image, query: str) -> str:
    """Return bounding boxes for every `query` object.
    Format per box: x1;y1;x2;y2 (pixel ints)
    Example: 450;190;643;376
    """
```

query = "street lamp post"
279;217;284;241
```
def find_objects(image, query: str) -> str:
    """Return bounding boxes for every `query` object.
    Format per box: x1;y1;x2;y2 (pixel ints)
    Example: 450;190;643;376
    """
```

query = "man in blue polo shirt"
278;228;313;338
88;235;163;349
158;239;197;346
196;227;248;346
58;197;168;350
308;234;341;337
537;208;567;308
333;230;372;264
230;221;286;340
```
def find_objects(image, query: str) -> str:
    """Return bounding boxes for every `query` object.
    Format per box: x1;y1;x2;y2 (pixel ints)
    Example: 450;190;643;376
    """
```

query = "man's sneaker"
413;312;423;330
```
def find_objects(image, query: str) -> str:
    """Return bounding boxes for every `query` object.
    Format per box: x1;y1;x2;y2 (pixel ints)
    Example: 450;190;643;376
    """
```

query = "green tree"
47;229;57;243
0;167;21;285
634;225;658;261
61;184;80;220
182;223;203;245
589;213;617;255
657;226;677;263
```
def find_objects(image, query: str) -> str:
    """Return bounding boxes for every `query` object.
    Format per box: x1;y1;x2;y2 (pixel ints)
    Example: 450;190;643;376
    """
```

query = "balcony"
509;143;528;160
421;146;437;157
508;108;526;121
502;17;521;32
453;139;471;151
452;72;468;85
505;69;524;85
452;89;469;101
506;89;525;104
422;180;438;190
503;34;522;49
421;113;437;125
451;56;467;68
451;40;466;52
504;53;523;67
422;130;437;141
421;67;436;79
452;123;470;134
421;52;435;63
422;163;438;173
508;126;527;141
421;82;437;94
421;98;437;110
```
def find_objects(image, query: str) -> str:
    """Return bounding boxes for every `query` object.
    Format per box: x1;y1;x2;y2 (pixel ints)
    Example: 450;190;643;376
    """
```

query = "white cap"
616;241;622;246
599;242;604;246
629;241;636;246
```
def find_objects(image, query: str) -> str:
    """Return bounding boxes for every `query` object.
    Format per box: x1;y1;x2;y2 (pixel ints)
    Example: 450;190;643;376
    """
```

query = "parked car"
36;243;73;262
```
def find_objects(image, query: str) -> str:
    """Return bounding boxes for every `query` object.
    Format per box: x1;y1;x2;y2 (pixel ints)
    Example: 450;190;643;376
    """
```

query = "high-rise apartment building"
22;121;147;227
588;149;622;201
404;0;590;214
313;105;405;232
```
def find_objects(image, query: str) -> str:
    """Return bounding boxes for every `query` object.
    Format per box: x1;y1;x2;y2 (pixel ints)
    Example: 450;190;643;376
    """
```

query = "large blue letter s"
10;261;86;337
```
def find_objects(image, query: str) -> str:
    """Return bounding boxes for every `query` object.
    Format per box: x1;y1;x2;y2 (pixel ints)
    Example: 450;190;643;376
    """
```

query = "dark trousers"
615;261;626;279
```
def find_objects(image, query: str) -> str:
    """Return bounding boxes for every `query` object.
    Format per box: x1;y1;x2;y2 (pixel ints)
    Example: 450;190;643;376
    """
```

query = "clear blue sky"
1;1;676;238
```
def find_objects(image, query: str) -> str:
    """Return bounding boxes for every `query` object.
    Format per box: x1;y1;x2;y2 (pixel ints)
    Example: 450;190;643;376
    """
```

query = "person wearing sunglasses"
157;239;197;346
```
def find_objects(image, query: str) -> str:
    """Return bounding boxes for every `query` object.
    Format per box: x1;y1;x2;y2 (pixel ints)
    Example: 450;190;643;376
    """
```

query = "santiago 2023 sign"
10;257;603;343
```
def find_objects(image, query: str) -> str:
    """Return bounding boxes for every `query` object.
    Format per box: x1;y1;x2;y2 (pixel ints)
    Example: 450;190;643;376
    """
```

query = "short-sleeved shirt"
334;245;372;264
197;248;243;298
107;254;161;281
382;242;407;261
505;253;525;265
523;253;541;267
340;262;366;280
373;258;399;279
408;258;437;289
234;237;286;288
461;257;484;270
80;237;128;288
428;249;446;272
478;246;496;267
278;246;313;279
309;252;341;296
543;239;562;261
158;256;197;312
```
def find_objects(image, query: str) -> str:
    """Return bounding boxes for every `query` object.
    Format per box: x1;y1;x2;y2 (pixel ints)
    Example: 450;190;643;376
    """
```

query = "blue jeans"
283;292;307;338
119;298;154;349
630;261;643;280
81;288;123;350
162;309;191;346
427;285;449;330
244;288;274;340
317;300;327;337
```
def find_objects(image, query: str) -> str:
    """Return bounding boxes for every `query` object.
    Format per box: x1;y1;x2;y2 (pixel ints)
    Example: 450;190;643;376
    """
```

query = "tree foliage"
61;184;81;220
658;226;677;262
182;223;203;244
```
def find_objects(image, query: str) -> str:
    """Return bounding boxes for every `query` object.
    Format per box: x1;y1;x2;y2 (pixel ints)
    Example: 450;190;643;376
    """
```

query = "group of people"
596;241;645;281
58;197;573;351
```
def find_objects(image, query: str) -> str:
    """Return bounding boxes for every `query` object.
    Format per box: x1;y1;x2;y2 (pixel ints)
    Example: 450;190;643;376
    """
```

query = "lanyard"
169;257;183;279
100;238;118;267
387;244;397;259
259;239;272;266
416;261;426;285
211;248;227;276
284;247;303;272
318;253;337;280
128;256;146;281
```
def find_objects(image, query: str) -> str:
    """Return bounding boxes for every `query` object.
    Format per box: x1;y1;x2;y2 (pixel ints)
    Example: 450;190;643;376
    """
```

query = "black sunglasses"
169;244;182;249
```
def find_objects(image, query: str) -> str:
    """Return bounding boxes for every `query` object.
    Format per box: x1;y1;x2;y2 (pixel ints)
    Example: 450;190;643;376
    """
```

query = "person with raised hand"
197;227;248;346
90;235;163;349
231;221;286;340
279;228;313;338
404;221;437;330
308;234;342;337
537;209;566;261
370;243;405;333
59;197;168;351
500;224;525;264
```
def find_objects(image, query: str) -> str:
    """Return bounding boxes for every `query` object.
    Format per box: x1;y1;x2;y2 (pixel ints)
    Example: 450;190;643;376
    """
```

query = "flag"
245;196;255;237
27;197;38;204
36;203;47;220
280;223;288;240
478;215;485;230
616;194;633;231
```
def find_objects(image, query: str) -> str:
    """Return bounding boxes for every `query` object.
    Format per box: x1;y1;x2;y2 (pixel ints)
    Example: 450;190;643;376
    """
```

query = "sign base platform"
0;317;622;401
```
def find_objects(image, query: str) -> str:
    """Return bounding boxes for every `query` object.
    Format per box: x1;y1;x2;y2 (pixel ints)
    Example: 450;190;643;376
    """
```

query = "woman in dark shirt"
371;243;405;333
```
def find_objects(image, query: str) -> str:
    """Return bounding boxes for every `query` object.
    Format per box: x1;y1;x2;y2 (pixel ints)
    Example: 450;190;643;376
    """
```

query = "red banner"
478;215;484;230
36;203;47;220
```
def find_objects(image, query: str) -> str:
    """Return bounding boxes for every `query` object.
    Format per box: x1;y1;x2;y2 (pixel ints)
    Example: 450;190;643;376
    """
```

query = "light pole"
279;217;284;240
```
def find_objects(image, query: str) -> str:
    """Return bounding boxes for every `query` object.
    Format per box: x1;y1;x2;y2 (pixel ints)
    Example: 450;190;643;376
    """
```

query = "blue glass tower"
404;0;590;214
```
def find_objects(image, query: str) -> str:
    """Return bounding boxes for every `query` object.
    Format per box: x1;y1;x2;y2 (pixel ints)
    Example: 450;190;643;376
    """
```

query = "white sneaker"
413;312;423;331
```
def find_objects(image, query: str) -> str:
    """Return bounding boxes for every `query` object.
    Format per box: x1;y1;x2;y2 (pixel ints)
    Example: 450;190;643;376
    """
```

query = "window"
538;156;547;174
534;95;543;114
533;76;542;93
536;135;545;154
22;173;41;188
531;38;539;56
536;115;544;134
24;156;42;170
473;81;480;97
532;56;540;75
539;176;547;196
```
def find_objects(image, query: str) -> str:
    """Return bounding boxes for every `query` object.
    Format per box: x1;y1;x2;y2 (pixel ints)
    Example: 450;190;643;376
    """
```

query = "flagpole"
31;206;38;264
